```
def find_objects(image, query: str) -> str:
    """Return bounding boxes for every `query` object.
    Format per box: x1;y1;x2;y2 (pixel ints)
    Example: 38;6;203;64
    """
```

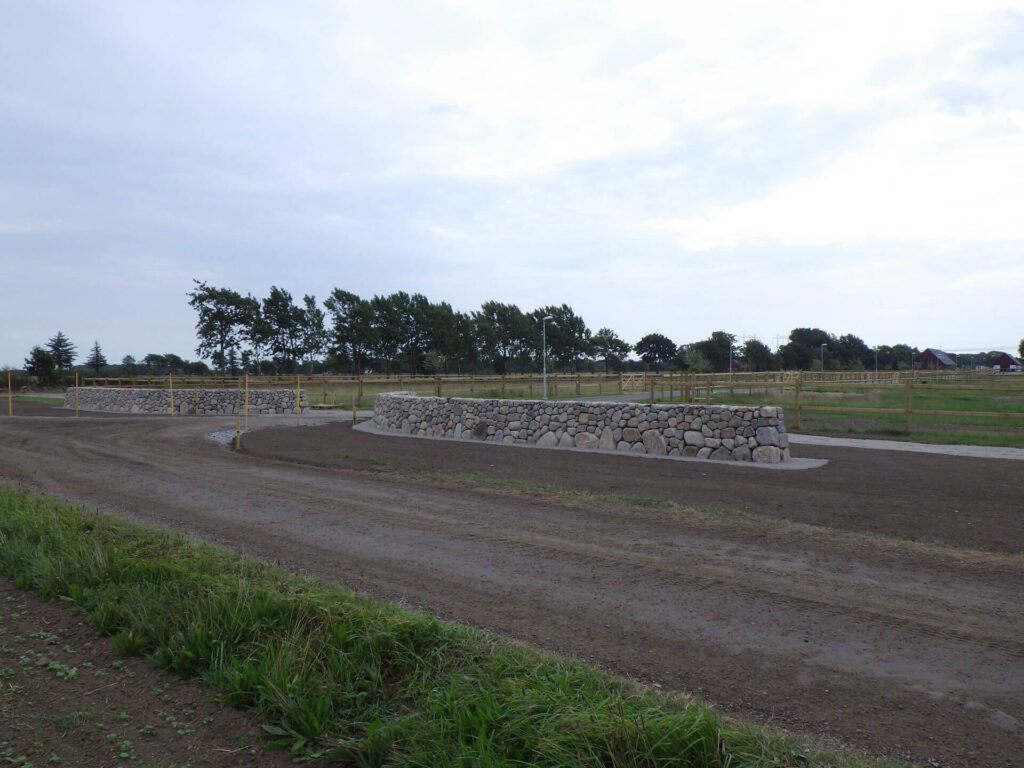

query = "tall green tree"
473;302;534;373
693;331;736;372
120;355;137;376
301;294;327;373
369;293;409;375
24;346;57;386
46;331;77;370
85;341;107;374
187;280;248;372
262;286;306;373
741;339;772;371
591;328;631;372
633;333;676;370
532;304;590;372
324;289;377;374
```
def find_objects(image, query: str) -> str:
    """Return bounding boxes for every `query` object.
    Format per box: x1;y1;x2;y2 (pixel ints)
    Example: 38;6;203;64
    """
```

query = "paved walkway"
787;433;1024;460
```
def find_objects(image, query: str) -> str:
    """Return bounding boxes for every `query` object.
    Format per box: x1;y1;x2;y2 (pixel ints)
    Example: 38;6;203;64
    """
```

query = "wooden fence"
81;370;1023;427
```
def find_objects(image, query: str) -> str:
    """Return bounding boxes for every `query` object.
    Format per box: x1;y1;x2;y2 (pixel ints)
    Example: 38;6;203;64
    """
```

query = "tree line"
181;281;1024;377
15;285;1021;384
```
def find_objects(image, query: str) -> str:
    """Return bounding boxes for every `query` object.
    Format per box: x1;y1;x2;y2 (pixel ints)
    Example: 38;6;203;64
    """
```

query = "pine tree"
86;341;107;374
46;331;77;370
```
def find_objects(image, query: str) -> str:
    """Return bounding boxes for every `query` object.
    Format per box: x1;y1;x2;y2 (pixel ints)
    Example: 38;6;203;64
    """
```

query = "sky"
2;0;1024;368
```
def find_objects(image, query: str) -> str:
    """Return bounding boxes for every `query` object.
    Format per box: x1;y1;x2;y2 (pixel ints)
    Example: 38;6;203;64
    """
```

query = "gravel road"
1;407;1021;766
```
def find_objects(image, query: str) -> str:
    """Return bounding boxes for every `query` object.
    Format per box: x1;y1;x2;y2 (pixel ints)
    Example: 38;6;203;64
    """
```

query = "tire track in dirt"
0;412;1021;766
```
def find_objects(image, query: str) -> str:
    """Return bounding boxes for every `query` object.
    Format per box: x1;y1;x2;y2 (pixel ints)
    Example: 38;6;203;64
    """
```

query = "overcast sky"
3;1;1023;368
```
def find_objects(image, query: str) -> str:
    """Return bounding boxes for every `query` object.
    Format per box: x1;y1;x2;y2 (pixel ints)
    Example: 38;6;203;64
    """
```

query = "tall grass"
0;485;900;766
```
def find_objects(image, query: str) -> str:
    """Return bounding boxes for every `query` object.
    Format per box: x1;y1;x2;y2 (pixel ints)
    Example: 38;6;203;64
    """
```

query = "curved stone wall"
63;387;308;415
373;392;789;463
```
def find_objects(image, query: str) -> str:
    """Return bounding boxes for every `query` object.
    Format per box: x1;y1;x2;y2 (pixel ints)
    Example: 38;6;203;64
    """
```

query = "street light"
820;343;827;373
541;315;555;399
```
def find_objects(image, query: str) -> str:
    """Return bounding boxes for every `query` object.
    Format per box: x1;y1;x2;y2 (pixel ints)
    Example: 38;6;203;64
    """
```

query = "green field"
0;485;909;767
697;383;1024;447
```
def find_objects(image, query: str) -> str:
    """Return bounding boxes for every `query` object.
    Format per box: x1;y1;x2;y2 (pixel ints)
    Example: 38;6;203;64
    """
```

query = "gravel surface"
1;404;1022;767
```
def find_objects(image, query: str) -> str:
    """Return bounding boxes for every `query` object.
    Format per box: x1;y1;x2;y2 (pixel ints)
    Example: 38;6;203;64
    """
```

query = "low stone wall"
63;387;308;415
373;392;789;463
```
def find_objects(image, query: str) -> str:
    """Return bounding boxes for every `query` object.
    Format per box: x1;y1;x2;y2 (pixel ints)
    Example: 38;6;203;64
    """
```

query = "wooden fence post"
618;373;623;394
794;376;802;430
904;380;912;433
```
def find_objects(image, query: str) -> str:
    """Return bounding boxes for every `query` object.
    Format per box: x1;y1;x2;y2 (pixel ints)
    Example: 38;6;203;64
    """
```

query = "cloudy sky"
3;0;1023;368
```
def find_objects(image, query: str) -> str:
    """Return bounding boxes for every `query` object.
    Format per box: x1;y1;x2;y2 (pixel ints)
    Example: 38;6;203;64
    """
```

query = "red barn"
915;348;954;370
992;353;1021;371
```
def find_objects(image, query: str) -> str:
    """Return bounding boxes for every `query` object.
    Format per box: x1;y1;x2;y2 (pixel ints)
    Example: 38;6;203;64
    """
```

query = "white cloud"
646;109;1024;249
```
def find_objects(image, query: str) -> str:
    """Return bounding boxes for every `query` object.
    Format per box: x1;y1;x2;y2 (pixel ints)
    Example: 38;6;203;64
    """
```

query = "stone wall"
373;392;789;463
63;387;308;415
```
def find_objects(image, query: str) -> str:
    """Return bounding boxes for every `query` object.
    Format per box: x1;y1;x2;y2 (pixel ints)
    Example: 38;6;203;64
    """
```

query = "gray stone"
575;432;599;450
683;430;704;447
558;432;575;447
598;429;617;451
642;430;667;455
696;447;712;459
755;426;780;446
710;447;733;461
732;445;751;461
752;445;782;463
537;431;558;447
621;427;642;443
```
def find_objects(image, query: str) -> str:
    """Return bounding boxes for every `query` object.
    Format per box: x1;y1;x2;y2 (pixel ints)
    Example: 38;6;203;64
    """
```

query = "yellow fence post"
234;418;241;450
794;376;802;430
649;380;655;404
352;405;358;424
357;378;363;407
904;380;912;433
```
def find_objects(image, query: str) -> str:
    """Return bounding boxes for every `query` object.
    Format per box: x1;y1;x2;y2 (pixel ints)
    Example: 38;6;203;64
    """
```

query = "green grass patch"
678;384;1024;448
12;395;64;403
0;485;907;767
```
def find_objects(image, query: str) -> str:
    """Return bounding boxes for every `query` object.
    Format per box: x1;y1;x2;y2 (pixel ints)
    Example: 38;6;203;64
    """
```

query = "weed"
0;484;905;768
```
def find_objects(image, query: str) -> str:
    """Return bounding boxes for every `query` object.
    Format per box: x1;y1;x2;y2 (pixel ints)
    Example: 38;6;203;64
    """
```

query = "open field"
653;381;1024;448
1;402;1022;766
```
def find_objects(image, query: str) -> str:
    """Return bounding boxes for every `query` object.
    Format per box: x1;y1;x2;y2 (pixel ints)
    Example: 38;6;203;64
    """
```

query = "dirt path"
1;410;1022;767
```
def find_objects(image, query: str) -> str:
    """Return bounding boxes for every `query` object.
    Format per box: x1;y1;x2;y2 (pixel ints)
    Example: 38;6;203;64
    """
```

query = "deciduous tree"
591;328;631;372
24;346;57;386
633;333;676;370
187;280;248;372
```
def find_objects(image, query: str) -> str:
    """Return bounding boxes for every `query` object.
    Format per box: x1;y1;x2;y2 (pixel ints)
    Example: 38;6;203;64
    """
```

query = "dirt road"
1;409;1021;766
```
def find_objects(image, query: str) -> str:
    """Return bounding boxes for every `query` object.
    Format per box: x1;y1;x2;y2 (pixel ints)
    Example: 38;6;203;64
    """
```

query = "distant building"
915;348;954;370
992;353;1021;371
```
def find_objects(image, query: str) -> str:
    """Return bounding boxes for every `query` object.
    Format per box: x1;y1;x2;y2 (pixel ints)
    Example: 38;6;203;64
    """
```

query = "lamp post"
820;343;826;373
542;315;554;399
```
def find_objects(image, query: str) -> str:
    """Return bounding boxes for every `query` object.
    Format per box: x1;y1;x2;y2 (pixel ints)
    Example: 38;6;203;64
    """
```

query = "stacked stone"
373;392;789;463
63;388;308;415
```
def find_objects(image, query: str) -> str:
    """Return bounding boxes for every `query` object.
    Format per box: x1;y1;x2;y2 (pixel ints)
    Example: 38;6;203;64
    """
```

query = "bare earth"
1;405;1022;767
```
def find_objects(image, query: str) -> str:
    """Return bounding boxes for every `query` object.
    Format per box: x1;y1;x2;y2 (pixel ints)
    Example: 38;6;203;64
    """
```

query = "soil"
1;403;1022;767
0;579;294;767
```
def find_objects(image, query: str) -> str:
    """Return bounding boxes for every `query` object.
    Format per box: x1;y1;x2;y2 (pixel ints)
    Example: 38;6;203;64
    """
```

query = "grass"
653;383;1024;448
0;484;909;767
12;394;65;403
